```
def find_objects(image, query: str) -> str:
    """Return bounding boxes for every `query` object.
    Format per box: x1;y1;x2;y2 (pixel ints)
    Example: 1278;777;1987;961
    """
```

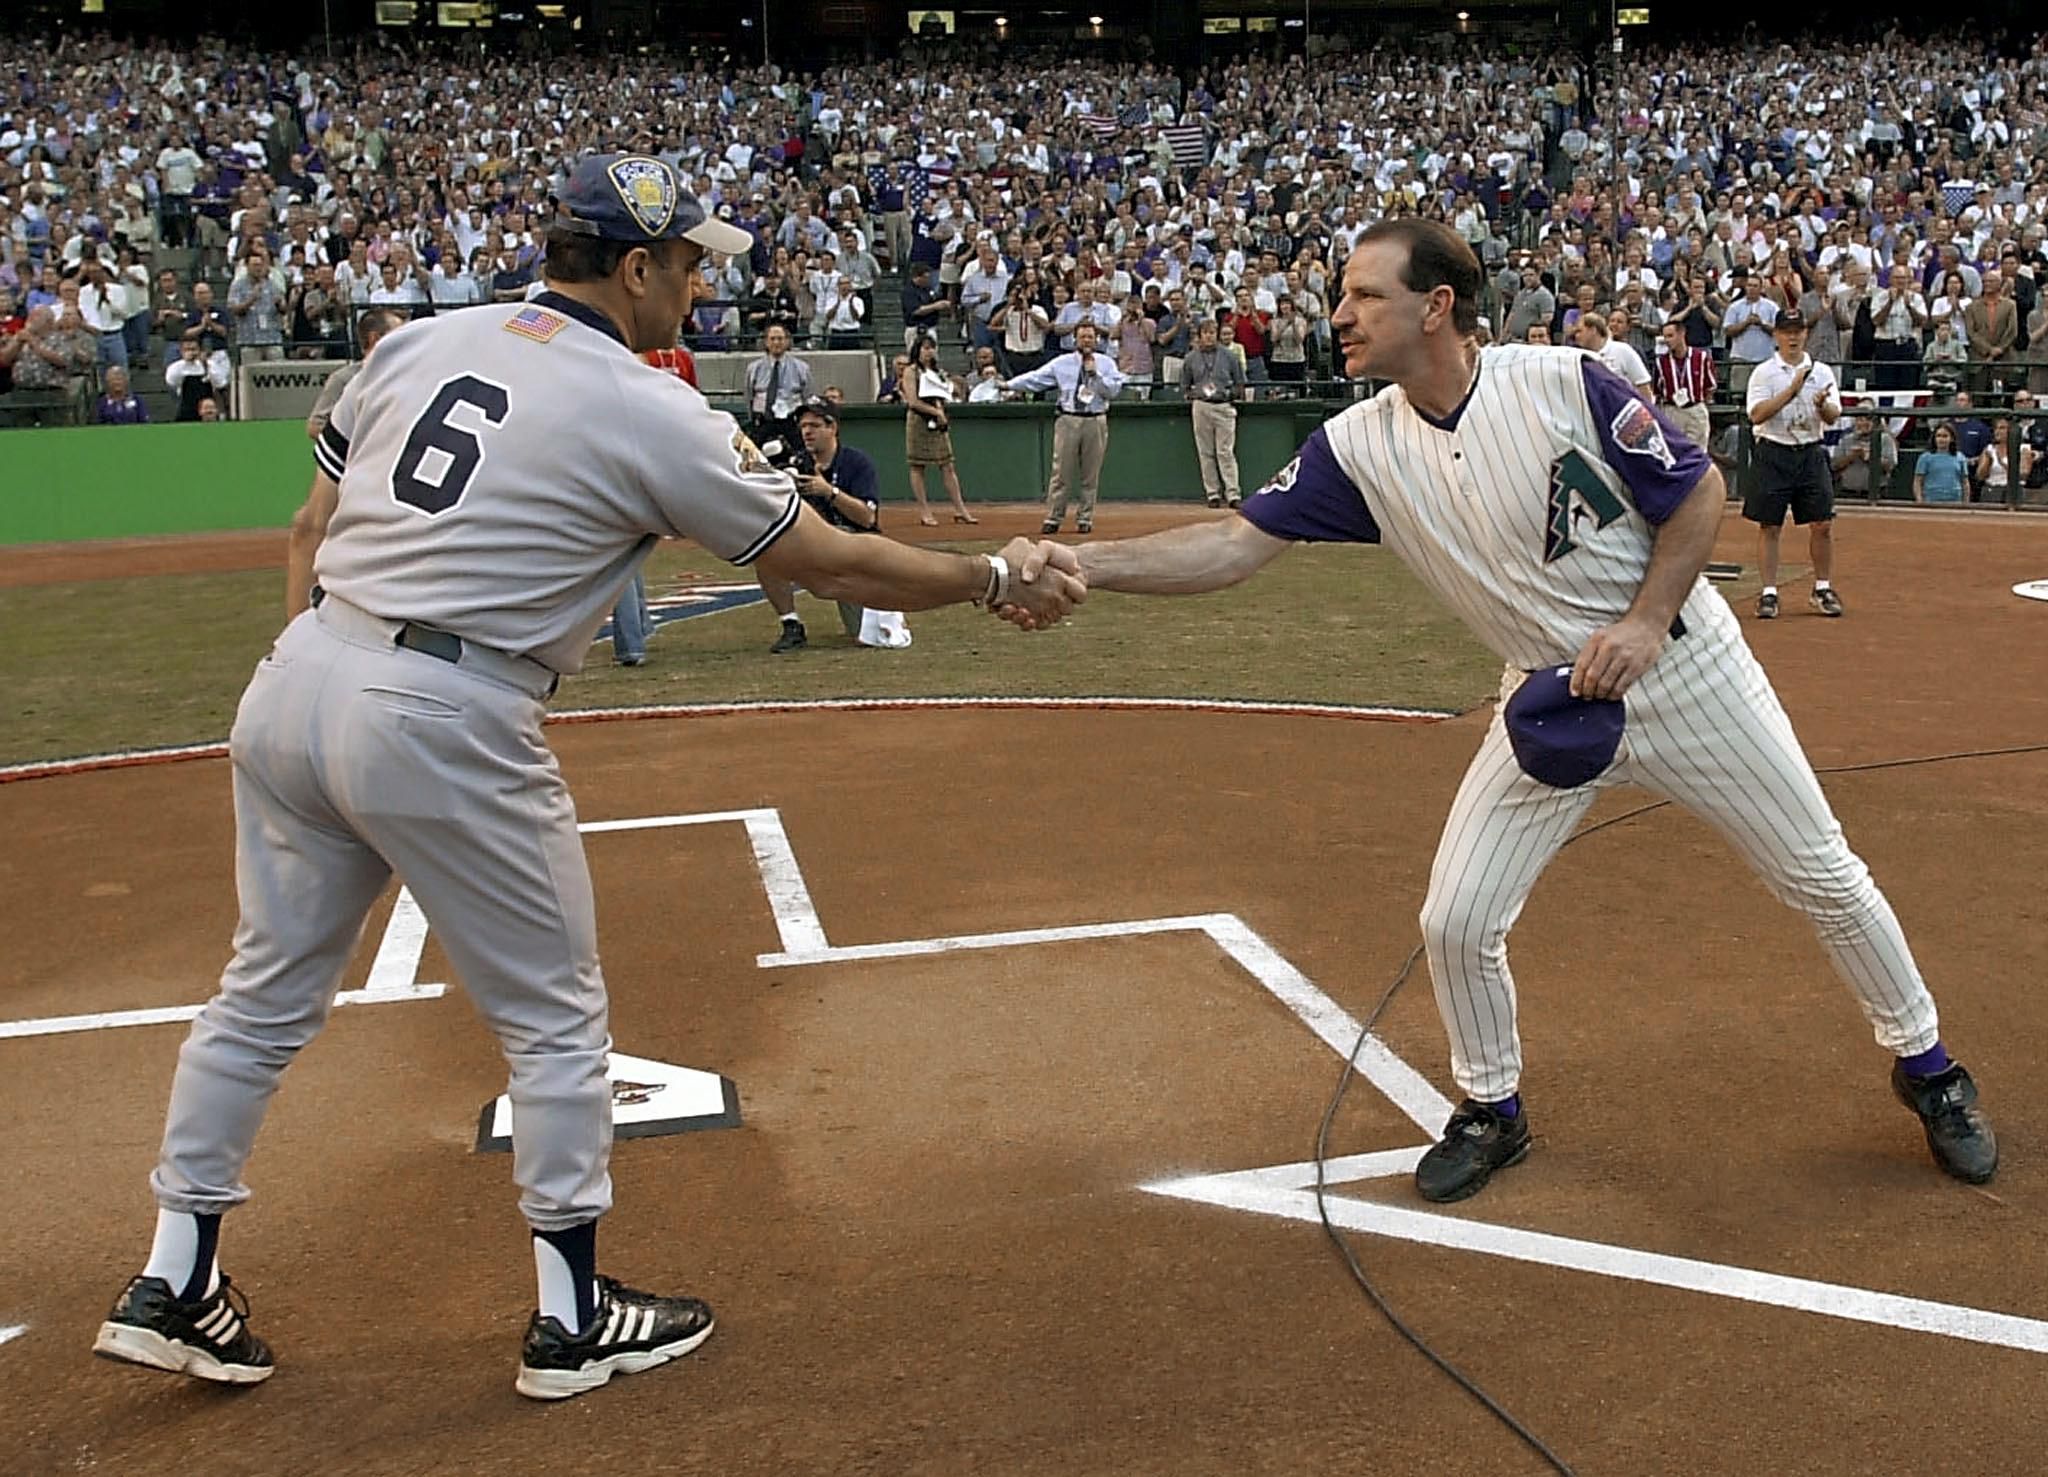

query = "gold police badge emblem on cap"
607;155;676;237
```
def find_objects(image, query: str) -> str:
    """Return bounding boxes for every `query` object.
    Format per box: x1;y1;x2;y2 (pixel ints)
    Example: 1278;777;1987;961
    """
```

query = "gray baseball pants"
149;596;614;1232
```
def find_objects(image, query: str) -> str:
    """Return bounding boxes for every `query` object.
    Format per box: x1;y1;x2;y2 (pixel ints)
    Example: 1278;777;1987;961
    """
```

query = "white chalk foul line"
0;808;811;1044
759;911;1454;1137
0;1324;26;1349
1142;1164;2048;1357
0;983;448;1043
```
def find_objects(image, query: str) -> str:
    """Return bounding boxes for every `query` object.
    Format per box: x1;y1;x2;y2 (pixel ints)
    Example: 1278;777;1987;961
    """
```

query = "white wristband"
981;554;1011;608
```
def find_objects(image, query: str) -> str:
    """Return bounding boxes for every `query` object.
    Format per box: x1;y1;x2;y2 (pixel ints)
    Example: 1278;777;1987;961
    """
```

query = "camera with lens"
755;436;817;479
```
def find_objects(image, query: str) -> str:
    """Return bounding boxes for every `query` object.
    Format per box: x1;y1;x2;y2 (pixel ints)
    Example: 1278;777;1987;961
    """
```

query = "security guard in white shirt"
1743;306;1845;619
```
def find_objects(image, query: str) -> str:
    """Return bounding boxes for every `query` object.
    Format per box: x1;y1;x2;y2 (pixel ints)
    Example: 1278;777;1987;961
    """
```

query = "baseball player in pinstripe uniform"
90;154;1083;1400
1032;219;1995;1203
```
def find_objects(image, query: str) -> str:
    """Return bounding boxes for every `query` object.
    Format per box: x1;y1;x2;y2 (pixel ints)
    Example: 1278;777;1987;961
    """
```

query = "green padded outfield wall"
0;401;1324;545
0;420;315;543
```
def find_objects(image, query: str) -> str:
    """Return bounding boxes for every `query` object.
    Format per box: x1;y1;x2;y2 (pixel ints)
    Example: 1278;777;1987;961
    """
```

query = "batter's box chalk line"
7;806;2043;1357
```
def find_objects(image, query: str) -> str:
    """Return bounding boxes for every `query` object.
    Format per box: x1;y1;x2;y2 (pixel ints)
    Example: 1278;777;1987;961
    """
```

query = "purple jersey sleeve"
1237;426;1381;545
1580;358;1710;524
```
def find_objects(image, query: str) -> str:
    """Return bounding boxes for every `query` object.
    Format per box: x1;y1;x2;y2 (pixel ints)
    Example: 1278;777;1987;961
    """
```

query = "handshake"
986;536;1087;631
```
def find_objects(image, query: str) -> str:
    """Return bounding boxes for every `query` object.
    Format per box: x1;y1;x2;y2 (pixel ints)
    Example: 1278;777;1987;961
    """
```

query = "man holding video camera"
758;397;888;651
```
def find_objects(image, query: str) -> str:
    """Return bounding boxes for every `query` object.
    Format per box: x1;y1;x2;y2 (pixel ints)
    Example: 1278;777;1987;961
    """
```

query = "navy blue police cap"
1503;666;1625;789
553;153;753;255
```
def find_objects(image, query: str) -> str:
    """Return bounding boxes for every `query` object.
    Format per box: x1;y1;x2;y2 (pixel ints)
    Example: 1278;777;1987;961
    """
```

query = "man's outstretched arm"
1052;514;1294;595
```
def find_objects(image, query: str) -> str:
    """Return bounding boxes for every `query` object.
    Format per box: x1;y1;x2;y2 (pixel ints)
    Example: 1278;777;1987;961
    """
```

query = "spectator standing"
14;305;95;400
1976;420;2037;503
903;334;977;526
817;271;867;350
228;245;289;363
993;282;1049;375
155;131;202;247
1155;290;1192;388
1653;320;1718;451
1963;273;2018;394
1913;424;1970;505
1722;272;1779;390
2024;297;2048;395
167;330;232;420
1114;296;1156;392
1868;266;1928;390
1179;316;1246;508
899;262;950;351
77;259;132;370
744;323;811;448
95;365;148;425
1223;287;1272;383
1797;265;1842;371
1003;320;1126;536
1831;414;1898;502
958;245;1010;352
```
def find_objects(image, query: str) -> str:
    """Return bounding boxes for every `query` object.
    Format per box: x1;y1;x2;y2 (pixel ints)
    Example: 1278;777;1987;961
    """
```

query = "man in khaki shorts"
1179;317;1247;507
1001;320;1127;535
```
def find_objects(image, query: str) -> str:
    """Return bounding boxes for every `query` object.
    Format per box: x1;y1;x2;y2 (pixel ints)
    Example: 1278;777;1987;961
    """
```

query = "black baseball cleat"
1810;588;1845;617
1205;494;1224;508
1076;521;1094;535
1415;1099;1533;1204
1756;591;1780;620
1892;1062;1998;1184
1040;520;1061;535
769;622;807;653
516;1277;716;1401
92;1275;275;1385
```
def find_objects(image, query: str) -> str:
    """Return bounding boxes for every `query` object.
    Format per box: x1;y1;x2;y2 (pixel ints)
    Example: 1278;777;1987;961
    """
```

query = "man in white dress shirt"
1002;321;1127;535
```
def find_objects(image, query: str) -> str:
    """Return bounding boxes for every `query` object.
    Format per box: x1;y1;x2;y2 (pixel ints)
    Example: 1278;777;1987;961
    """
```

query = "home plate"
2013;580;2048;603
475;1053;741;1153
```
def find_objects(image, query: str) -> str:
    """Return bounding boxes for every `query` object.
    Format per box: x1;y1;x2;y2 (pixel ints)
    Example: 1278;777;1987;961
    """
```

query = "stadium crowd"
2;25;2047;438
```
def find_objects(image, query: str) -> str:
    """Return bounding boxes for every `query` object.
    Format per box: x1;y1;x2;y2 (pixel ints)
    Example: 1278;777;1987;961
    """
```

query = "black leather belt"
396;624;464;663
1057;411;1106;418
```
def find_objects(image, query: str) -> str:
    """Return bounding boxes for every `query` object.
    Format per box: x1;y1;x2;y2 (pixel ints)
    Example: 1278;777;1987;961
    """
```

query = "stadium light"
1457;9;1469;17
1088;13;1103;23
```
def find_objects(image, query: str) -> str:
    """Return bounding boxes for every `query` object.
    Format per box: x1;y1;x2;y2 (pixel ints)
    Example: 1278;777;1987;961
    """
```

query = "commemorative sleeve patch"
1608;396;1677;471
503;306;568;344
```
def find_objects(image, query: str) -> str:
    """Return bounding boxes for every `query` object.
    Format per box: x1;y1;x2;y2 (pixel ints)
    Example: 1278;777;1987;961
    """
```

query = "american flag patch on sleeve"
503;306;567;343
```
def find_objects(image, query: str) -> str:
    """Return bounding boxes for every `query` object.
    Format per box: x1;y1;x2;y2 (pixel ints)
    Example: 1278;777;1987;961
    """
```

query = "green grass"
0;540;1500;765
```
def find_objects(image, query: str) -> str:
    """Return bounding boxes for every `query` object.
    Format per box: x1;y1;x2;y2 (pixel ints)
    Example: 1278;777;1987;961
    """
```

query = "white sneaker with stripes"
92;1275;275;1384
515;1275;716;1400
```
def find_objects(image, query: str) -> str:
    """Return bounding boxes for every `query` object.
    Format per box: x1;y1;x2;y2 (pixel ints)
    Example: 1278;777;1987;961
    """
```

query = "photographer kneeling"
759;398;907;650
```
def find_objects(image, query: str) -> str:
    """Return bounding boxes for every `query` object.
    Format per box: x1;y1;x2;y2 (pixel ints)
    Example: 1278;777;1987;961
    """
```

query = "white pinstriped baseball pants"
1420;616;1940;1103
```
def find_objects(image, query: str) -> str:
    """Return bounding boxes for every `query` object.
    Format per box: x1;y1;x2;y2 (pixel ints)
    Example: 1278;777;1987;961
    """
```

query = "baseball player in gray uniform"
1022;218;1995;1204
92;154;1083;1400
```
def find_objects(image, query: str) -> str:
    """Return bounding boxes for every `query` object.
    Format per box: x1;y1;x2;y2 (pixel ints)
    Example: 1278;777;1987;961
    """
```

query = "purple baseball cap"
1503;666;1624;789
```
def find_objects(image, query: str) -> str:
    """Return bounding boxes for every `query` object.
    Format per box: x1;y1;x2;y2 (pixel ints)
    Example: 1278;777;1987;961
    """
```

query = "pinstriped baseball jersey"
313;292;800;674
1241;344;1728;670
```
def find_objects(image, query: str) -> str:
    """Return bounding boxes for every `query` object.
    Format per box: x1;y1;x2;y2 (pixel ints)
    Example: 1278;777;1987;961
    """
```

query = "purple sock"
1486;1093;1521;1119
1899;1042;1950;1080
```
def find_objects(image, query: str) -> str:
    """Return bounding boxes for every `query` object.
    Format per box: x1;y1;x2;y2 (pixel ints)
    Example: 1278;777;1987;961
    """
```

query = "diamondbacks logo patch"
1545;449;1627;563
607;155;677;238
1608;397;1677;471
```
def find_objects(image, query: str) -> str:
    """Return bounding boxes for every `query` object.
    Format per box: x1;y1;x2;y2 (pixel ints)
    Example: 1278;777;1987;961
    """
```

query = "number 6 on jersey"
392;374;512;516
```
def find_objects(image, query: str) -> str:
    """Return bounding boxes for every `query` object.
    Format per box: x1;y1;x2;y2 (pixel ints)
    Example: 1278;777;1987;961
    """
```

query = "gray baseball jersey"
314;294;801;673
